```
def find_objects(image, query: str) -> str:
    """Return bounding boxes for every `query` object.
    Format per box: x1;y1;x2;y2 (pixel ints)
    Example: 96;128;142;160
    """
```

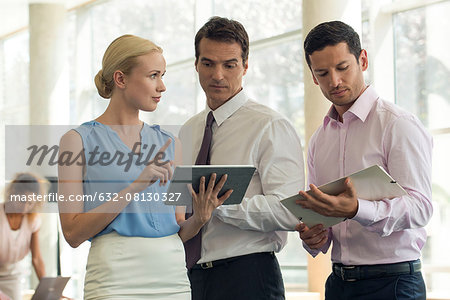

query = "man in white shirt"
179;16;305;300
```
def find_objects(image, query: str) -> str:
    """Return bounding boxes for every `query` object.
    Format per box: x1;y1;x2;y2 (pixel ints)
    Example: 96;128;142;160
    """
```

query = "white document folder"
281;165;407;228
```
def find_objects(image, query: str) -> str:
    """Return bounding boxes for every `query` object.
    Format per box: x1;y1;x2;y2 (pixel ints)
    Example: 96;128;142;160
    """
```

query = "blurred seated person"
0;173;48;300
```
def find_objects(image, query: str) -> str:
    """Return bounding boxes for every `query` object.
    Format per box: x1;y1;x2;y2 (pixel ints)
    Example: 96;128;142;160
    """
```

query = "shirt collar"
323;85;378;126
206;89;248;126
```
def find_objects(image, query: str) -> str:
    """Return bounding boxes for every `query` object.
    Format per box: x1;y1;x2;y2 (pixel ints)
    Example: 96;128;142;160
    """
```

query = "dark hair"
194;16;249;66
304;21;362;68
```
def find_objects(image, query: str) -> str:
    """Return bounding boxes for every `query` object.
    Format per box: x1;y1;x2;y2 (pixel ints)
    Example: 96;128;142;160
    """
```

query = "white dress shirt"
179;89;305;263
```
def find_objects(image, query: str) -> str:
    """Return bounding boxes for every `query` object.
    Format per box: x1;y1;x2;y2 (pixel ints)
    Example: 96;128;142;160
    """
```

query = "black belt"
191;252;275;270
332;260;421;282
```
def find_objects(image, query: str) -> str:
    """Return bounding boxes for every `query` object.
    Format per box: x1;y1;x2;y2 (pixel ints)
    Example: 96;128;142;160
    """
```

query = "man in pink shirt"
297;21;432;300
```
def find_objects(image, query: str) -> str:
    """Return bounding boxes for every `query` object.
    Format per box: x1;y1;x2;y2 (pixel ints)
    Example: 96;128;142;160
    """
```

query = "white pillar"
28;2;67;287
302;1;361;299
29;2;68;125
369;0;395;102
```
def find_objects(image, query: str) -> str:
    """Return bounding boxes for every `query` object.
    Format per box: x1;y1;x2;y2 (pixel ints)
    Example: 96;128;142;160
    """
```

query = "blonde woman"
0;173;47;300
58;35;230;299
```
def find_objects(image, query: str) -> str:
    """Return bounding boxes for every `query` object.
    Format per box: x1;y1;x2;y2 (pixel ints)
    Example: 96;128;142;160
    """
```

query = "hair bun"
94;69;112;99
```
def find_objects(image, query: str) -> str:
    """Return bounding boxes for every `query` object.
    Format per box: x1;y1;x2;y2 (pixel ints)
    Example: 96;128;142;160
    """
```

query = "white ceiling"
0;0;88;37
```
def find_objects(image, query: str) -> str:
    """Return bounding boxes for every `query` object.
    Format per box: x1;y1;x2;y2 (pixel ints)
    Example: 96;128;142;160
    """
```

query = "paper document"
165;165;256;206
281;165;407;228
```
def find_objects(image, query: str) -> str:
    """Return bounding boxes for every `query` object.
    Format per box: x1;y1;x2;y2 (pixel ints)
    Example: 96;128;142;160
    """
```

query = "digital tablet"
165;165;256;206
31;276;70;300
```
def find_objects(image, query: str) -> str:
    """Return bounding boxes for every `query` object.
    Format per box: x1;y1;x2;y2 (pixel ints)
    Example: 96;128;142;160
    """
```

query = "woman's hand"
131;139;174;192
189;173;233;226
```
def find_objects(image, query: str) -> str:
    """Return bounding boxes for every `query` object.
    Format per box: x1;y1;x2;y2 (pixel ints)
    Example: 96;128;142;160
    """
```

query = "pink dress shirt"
305;85;433;265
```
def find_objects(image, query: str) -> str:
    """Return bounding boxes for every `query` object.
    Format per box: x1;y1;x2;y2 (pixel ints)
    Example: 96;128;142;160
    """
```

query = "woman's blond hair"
94;34;163;99
4;172;49;222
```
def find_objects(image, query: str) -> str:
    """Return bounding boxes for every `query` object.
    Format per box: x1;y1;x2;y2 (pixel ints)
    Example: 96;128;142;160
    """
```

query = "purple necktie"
184;111;215;269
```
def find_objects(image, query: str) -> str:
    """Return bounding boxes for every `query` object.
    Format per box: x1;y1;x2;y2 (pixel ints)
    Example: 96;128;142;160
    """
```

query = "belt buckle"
341;265;357;282
201;261;213;269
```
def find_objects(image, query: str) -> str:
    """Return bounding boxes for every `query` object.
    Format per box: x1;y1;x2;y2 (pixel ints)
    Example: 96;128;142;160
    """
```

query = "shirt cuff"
302;241;321;257
352;199;376;226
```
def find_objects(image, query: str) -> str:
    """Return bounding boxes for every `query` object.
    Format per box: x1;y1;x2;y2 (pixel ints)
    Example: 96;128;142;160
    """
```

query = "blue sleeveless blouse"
73;121;180;238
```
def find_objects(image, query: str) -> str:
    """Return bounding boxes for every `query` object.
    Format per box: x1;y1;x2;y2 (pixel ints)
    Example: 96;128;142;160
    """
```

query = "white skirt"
84;232;190;300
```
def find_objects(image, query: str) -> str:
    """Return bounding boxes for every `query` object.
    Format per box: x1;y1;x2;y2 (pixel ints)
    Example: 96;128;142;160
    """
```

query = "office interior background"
0;0;449;299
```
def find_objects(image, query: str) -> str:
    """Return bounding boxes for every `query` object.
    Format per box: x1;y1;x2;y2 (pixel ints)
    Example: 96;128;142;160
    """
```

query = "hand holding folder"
296;176;359;221
281;165;407;228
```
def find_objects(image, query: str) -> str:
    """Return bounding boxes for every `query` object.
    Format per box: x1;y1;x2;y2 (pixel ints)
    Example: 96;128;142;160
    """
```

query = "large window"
393;1;450;297
67;0;197;125
0;30;30;205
